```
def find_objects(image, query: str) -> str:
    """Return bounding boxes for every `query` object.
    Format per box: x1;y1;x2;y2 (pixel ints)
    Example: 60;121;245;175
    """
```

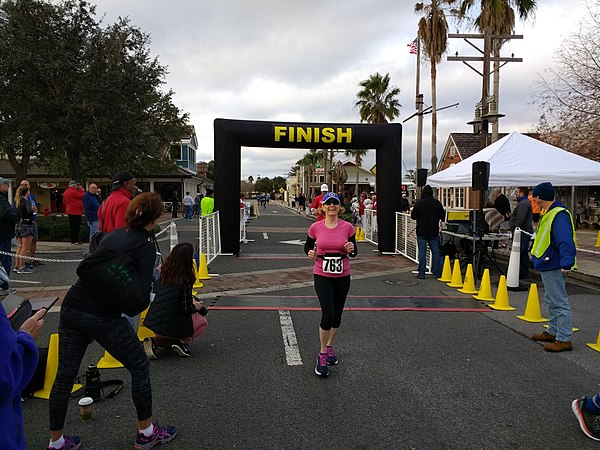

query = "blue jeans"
87;220;99;243
0;239;12;275
184;205;193;220
541;269;572;342
417;235;441;277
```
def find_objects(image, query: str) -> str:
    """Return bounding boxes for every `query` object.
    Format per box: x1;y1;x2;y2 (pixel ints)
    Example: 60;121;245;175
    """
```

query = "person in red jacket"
98;171;138;233
62;181;85;244
310;184;329;221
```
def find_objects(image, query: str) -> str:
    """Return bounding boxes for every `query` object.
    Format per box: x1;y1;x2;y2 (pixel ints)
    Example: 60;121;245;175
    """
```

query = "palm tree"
415;0;456;173
300;149;322;199
456;0;536;142
332;160;348;195
345;149;369;196
354;72;401;124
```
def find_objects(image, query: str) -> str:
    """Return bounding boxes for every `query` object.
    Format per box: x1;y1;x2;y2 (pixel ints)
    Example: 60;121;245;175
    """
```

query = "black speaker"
416;168;428;187
472;161;490;191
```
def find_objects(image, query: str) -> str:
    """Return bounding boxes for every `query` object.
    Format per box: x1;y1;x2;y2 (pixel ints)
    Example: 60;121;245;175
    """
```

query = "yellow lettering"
297;127;311;143
337;127;352;143
274;126;286;142
322;127;335;143
289;127;294;141
314;127;320;143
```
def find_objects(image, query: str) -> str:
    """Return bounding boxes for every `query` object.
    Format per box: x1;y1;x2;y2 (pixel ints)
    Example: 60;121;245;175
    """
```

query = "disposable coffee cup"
78;397;93;421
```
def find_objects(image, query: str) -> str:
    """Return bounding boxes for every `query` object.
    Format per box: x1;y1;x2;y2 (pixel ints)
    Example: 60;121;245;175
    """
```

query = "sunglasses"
323;199;340;206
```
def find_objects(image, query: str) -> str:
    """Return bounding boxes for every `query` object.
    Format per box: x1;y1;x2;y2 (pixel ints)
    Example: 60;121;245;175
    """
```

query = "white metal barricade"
239;204;251;243
198;212;221;264
395;212;432;270
364;209;378;244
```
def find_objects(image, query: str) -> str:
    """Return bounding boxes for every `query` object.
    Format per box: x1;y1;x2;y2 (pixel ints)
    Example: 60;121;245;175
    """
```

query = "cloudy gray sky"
94;0;588;179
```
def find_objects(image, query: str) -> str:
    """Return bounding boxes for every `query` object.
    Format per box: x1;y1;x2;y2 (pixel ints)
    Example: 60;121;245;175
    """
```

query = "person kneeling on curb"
144;243;208;359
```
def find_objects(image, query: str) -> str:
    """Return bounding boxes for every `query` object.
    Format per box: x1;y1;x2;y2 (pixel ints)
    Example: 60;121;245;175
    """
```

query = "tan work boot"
544;340;573;352
532;331;555;342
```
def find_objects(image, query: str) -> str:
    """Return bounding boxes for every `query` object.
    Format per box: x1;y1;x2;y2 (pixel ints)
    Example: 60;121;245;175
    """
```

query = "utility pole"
415;38;424;171
447;31;522;149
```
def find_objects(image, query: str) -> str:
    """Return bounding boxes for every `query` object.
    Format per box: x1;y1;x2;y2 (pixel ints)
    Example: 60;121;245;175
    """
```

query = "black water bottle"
84;364;102;402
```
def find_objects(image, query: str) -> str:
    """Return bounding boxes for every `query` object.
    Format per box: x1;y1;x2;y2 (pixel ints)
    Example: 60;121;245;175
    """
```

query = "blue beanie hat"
532;182;555;201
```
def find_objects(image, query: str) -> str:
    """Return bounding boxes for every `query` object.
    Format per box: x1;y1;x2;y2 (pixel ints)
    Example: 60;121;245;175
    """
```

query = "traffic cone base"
458;264;478;294
594;230;600;247
437;256;452;282
489;275;516;311
446;260;463;288
192;258;205;288
34;334;82;399
97;351;124;369
543;324;579;332
516;283;548;323
473;269;494;301
586;332;600;352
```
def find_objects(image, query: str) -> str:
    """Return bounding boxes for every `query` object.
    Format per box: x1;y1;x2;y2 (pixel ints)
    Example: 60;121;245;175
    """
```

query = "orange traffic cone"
587;331;600;352
517;283;548;322
137;307;154;341
473;269;494;301
34;334;83;399
97;351;124;369
446;260;463;288
437;256;452;282
196;252;212;280
458;264;478;294
489;275;516;311
192;258;204;289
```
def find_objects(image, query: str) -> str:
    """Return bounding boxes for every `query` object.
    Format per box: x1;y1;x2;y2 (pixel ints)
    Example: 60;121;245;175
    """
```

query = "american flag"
407;38;418;55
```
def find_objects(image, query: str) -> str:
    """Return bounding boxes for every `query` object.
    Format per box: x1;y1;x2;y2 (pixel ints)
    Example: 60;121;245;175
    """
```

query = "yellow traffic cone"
516;283;548;322
34;334;83;399
446;260;463;288
355;226;365;241
489;275;516;311
137;307;154;341
586;331;600;352
97;351;124;369
595;230;600;247
196;252;212;280
192;258;204;289
544;324;580;332
458;264;478;294
437;256;452;282
473;269;494;301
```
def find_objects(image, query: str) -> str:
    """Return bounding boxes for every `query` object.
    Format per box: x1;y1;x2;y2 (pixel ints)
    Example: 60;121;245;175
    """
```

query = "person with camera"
48;193;177;450
143;243;209;358
304;192;357;377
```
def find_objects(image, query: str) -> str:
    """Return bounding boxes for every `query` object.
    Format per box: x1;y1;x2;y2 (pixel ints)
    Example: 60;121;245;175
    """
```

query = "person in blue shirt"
18;180;42;267
82;183;101;242
0;304;45;450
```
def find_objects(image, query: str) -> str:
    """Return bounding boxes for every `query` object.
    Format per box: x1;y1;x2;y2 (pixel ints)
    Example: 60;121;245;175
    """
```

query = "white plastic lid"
78;397;93;406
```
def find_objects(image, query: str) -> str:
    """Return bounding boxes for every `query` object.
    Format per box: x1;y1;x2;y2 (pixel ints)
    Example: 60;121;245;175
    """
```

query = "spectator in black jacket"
509;187;534;279
143;243;208;359
0;178;20;279
411;185;445;279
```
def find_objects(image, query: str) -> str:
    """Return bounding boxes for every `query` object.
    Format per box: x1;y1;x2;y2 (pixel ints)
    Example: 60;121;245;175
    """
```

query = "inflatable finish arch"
213;119;402;255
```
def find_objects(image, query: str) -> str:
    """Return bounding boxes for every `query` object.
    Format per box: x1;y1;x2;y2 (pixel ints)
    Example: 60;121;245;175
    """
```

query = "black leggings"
314;274;351;330
49;307;152;430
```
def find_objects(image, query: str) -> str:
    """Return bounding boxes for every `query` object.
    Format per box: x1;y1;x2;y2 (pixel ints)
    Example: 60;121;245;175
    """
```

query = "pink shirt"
308;219;355;277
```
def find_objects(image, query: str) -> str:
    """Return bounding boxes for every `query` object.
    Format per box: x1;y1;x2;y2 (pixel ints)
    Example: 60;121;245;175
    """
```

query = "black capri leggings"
314;274;351;330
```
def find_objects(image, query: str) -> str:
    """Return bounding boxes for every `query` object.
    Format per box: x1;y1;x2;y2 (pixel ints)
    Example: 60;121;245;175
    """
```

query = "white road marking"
279;239;305;246
263;232;269;240
279;310;303;366
9;280;42;284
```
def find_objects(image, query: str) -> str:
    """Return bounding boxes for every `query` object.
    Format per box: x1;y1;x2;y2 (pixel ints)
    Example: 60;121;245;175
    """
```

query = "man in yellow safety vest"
529;182;577;352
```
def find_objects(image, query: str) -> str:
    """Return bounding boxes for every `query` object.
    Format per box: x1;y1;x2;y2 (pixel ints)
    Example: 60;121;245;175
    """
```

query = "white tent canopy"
427;132;600;188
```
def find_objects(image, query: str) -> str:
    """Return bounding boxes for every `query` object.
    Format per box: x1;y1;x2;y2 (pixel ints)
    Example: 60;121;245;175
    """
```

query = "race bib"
322;256;343;274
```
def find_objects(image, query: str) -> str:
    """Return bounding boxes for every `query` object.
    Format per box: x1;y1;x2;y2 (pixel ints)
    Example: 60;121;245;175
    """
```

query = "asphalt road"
21;203;600;449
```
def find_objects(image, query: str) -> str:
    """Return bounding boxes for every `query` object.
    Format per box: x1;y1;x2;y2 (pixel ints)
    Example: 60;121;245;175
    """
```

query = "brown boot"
544;340;573;352
532;331;555;342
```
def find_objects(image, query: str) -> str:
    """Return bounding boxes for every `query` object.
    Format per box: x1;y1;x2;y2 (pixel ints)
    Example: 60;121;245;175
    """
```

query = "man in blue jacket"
0;304;45;450
529;182;576;352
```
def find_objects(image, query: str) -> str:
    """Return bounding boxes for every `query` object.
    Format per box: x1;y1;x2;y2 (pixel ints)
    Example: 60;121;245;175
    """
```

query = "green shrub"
36;216;90;242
